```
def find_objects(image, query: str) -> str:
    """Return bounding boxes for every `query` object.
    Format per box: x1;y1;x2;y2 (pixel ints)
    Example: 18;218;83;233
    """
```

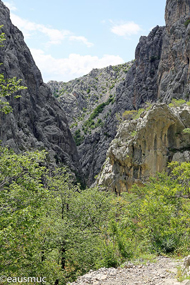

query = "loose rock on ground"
68;256;190;285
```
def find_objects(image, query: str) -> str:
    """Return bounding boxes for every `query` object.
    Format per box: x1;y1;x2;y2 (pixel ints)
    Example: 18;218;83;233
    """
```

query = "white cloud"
30;49;124;82
10;13;71;44
111;22;141;37
4;1;17;11
10;13;93;47
69;36;93;48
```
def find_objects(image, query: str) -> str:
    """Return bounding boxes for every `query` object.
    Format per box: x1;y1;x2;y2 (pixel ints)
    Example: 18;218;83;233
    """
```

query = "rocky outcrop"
97;103;190;194
67;256;190;285
0;1;82;176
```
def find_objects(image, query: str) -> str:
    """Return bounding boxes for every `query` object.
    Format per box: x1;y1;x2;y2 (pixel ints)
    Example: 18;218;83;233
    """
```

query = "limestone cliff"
48;62;133;126
96;103;190;193
48;63;133;184
49;0;190;185
157;0;190;101
0;1;82;176
80;0;190;185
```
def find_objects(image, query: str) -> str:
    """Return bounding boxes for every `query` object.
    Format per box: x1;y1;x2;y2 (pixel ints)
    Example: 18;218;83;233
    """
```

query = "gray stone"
50;0;190;186
0;0;83;178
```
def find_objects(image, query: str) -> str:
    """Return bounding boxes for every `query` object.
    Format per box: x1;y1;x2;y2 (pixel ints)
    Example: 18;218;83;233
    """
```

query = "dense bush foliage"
0;145;189;284
73;129;84;146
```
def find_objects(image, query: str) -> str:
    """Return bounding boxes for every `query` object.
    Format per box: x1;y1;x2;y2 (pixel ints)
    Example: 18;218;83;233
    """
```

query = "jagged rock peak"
165;0;190;28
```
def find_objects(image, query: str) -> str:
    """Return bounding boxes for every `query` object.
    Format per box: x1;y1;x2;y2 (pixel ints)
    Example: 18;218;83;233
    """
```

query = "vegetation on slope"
0;146;189;285
48;61;133;146
0;27;189;285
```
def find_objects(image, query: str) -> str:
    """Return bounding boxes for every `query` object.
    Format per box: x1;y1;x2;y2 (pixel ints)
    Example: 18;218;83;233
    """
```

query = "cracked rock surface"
0;0;82;176
96;103;190;193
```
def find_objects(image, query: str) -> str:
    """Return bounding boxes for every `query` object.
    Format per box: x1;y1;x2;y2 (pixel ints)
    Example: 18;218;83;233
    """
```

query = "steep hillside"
48;62;133;184
48;62;133;127
0;0;82;177
49;0;190;185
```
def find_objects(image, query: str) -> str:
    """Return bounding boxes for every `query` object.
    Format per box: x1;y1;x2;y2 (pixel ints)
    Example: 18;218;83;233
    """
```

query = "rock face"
48;63;133;126
50;0;190;185
115;25;164;111
97;103;190;194
48;63;133;184
157;0;190;102
0;1;82;175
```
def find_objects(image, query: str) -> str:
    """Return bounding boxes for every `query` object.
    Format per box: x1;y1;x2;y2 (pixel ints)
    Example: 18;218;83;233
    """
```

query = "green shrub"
70;122;77;128
122;110;137;120
122;103;152;121
185;18;190;27
95;118;103;127
169;99;186;107
73;129;84;146
131;130;137;137
133;108;145;119
183;128;190;134
83;97;115;129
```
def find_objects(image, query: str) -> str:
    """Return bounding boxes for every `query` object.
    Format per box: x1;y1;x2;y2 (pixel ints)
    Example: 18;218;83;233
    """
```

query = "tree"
42;169;113;284
126;164;190;255
0;147;49;277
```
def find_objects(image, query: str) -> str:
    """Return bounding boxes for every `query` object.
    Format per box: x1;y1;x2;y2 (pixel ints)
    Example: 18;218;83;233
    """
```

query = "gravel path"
68;257;190;285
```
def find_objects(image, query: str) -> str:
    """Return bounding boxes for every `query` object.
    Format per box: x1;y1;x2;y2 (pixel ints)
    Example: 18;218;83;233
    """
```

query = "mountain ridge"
49;0;190;185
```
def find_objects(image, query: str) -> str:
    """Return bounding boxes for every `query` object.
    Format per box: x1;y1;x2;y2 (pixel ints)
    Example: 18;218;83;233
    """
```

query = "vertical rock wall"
158;0;190;101
0;1;82;176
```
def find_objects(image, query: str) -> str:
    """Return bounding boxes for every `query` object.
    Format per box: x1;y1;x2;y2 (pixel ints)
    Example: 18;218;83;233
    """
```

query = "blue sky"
4;0;166;83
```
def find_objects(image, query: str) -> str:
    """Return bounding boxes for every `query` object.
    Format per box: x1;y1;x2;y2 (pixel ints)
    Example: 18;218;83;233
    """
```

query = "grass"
176;266;190;282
